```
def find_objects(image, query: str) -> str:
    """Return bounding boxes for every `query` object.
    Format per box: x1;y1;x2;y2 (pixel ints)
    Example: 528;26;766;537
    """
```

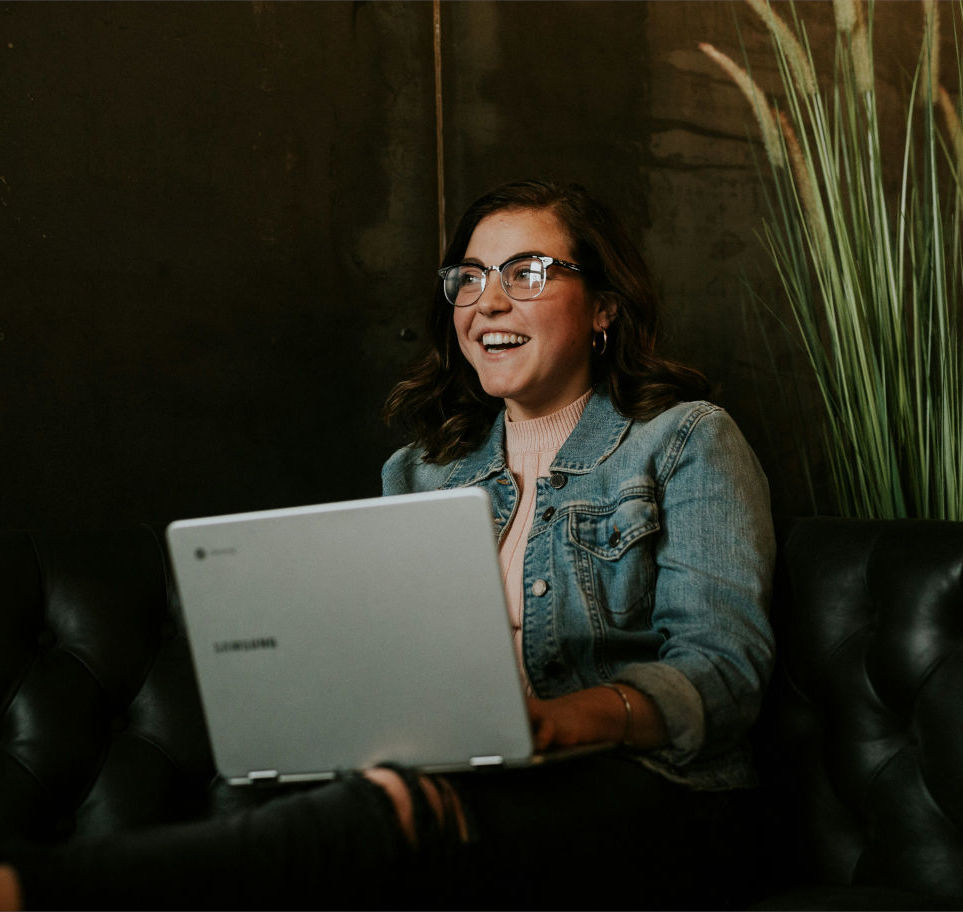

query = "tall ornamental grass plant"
702;0;963;520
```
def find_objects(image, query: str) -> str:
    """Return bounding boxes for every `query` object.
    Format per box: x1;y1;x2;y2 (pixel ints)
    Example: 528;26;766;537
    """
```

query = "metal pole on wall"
433;0;447;262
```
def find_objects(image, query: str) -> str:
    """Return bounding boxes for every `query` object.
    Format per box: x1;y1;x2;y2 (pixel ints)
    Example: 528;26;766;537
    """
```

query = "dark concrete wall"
0;1;951;528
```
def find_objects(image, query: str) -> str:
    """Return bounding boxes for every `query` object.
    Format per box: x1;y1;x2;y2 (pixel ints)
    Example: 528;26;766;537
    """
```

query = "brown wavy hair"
384;179;710;463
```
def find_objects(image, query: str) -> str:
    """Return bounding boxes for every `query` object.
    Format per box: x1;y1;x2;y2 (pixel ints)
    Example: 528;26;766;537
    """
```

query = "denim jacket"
382;391;776;790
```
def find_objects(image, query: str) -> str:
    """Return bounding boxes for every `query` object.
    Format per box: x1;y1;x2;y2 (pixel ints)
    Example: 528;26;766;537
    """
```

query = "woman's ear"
593;292;619;331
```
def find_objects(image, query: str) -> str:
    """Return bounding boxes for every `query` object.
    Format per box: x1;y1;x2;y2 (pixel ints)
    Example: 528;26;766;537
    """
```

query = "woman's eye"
510;265;542;286
460;272;481;287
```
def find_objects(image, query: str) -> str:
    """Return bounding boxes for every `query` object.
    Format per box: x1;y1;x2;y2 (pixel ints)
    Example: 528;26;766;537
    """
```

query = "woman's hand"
527;684;669;752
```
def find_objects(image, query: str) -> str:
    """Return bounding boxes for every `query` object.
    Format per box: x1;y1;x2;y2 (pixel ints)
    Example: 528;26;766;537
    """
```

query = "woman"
380;178;777;905
0;179;774;910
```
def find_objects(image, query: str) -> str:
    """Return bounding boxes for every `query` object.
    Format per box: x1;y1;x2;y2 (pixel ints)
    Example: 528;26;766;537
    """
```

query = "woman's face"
452;207;611;421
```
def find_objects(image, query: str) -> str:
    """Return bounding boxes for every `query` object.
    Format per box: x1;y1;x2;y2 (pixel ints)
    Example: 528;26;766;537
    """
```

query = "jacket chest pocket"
567;496;660;627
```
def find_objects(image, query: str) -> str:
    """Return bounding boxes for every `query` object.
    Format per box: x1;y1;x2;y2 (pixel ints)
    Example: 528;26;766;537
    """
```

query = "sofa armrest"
761;517;963;902
0;526;217;842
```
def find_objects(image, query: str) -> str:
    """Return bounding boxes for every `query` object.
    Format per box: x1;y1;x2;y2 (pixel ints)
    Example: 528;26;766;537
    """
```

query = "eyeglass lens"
444;257;547;306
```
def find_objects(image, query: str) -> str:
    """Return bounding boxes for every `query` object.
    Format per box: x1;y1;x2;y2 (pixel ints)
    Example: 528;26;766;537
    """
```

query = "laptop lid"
166;488;537;784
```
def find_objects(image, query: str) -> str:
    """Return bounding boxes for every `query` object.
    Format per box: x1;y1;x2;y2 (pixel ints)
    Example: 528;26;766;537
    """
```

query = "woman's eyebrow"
505;250;546;262
460;250;548;266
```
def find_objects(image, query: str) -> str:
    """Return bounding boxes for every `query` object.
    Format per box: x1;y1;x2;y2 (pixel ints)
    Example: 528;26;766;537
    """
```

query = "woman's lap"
445;752;758;910
5;754;759;910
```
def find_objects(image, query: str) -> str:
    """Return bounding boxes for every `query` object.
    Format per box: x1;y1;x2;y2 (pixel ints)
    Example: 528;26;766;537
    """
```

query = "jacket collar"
553;389;632;473
444;389;632;488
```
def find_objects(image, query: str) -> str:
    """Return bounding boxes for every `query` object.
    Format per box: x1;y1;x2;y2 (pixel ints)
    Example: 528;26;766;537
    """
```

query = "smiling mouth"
482;332;531;353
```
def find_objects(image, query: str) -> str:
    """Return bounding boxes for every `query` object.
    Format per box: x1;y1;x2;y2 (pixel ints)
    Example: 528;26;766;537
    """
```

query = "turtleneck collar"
504;389;592;457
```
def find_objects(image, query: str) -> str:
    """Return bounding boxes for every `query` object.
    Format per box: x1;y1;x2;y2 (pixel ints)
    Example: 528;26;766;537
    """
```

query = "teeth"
482;332;530;347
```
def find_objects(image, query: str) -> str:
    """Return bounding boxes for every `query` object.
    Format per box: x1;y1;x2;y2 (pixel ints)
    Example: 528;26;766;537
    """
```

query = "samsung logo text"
213;637;278;654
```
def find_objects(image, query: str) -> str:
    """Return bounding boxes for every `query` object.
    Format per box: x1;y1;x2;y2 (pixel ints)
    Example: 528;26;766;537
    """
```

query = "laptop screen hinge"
469;755;505;768
248;769;280;785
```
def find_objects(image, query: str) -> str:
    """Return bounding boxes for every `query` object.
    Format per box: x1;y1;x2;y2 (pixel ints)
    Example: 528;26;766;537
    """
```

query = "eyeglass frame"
437;254;587;307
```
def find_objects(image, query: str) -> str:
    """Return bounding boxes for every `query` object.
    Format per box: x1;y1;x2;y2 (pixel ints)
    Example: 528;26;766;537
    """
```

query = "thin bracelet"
603;682;633;747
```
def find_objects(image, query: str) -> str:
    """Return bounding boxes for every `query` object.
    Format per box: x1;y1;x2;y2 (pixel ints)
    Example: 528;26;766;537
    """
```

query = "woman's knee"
362;769;468;849
0;865;22;912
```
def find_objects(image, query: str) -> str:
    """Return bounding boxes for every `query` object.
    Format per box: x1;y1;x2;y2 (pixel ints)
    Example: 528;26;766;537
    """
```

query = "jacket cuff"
616;663;705;766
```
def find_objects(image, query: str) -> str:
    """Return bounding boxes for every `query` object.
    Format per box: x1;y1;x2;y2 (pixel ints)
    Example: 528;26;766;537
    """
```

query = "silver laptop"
168;487;587;786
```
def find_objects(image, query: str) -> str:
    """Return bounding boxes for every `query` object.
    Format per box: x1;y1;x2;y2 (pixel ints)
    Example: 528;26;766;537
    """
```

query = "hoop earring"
592;328;608;356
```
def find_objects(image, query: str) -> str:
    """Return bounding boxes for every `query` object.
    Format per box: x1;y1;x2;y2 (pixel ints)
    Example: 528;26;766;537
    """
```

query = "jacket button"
541;506;556;522
549;472;567;489
531;579;549;597
609;527;621;547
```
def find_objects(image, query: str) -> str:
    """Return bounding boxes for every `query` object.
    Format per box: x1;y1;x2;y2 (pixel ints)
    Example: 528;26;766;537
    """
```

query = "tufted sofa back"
0;526;218;843
764;517;963;902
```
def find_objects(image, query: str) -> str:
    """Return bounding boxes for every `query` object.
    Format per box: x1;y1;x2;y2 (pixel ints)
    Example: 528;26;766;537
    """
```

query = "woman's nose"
475;273;512;315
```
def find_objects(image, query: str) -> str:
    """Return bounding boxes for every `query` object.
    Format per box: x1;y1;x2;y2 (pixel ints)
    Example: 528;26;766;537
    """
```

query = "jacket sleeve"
616;407;776;767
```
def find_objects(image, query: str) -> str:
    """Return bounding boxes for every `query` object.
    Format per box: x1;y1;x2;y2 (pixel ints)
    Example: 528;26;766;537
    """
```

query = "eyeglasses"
438;255;586;307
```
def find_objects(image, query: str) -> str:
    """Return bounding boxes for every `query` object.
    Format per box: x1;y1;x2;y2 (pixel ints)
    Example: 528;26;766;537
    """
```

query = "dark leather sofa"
1;518;962;910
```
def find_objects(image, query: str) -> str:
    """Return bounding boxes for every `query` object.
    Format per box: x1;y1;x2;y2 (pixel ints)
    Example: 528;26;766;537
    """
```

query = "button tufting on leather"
3;526;219;845
774;517;963;895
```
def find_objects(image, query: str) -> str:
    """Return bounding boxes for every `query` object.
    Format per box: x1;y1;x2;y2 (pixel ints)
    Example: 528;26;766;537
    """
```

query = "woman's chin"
475;372;520;403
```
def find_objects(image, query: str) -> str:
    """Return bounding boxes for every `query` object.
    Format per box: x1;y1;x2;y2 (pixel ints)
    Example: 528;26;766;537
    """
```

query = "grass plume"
700;42;785;169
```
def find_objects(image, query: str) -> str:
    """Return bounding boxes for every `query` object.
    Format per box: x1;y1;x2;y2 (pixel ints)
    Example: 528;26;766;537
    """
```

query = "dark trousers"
451;754;760;910
6;754;761;910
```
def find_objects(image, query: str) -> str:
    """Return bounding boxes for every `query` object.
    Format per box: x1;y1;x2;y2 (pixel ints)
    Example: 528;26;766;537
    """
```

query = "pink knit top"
500;390;591;691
